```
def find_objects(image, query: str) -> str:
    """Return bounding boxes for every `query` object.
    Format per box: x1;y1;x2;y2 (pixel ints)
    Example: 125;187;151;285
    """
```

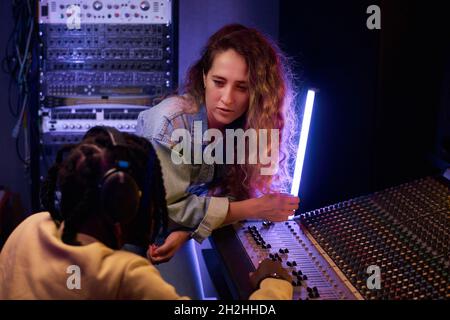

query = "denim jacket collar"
186;104;209;146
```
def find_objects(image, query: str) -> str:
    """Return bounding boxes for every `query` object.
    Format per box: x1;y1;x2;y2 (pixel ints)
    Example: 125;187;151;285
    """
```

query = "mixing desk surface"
210;175;450;300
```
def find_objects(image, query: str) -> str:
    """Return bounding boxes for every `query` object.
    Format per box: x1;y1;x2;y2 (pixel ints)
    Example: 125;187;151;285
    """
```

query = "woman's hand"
146;230;191;264
224;193;300;225
253;193;300;221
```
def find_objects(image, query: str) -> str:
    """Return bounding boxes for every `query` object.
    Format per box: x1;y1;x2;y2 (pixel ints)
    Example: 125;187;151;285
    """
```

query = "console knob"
140;1;150;11
93;1;103;11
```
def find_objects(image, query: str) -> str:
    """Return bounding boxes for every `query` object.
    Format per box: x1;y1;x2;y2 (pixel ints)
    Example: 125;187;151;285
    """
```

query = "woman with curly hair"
137;24;300;264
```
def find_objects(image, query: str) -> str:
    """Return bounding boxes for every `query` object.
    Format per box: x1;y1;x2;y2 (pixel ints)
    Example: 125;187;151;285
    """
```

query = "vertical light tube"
289;89;316;219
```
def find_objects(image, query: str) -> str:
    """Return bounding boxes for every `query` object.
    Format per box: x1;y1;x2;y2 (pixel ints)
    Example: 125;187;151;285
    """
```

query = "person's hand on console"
249;258;292;290
254;193;300;221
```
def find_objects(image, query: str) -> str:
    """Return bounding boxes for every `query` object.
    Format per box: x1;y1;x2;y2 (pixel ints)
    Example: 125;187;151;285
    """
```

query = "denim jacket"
136;96;229;243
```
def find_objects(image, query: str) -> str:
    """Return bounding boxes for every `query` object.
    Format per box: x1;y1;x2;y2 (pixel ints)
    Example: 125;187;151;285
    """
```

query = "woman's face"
203;49;250;129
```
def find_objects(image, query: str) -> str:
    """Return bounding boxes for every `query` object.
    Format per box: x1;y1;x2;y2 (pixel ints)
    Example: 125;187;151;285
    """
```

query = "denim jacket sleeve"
136;97;229;243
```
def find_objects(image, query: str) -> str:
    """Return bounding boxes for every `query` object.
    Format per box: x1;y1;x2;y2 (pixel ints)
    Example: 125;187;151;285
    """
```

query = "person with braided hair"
0;126;293;299
38;127;168;250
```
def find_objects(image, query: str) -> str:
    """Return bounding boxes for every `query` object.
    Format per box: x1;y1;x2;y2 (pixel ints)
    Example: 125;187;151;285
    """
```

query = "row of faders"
299;176;449;300
233;175;449;300
234;220;363;300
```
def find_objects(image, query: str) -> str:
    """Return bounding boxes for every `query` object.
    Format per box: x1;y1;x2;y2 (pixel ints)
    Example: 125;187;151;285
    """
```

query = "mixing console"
211;175;450;300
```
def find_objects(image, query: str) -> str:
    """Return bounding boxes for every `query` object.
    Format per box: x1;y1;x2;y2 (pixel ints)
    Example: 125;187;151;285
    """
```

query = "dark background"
280;0;449;212
1;0;449;217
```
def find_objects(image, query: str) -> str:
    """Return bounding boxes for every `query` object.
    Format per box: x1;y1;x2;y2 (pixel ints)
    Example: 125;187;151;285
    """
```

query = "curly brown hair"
182;24;298;200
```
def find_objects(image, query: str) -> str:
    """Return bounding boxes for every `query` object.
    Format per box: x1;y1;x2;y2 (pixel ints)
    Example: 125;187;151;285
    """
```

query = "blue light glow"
289;89;316;219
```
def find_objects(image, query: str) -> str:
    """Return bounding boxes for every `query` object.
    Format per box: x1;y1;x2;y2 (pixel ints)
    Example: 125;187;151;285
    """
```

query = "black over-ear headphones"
93;126;142;224
48;125;162;247
92;126;162;246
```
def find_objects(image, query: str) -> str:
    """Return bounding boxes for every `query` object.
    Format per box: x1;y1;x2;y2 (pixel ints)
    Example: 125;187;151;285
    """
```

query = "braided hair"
40;127;168;247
